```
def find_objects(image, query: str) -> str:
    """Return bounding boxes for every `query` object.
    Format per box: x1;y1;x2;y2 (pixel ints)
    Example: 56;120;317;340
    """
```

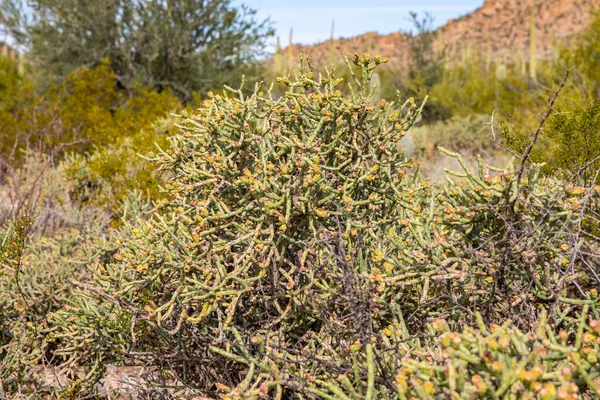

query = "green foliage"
311;309;600;399
1;59;178;160
0;54;26;102
398;12;447;121
0;215;34;392
0;56;38;160
428;61;539;120
0;215;122;394
50;60;180;153
5;55;591;399
42;54;427;393
1;0;273;100
545;101;600;181
0;150;148;394
0;59;178;216
501;97;600;183
561;9;600;99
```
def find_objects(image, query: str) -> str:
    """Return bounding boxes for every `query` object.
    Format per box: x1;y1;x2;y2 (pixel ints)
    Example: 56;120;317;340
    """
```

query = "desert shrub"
0;55;27;103
63;140;167;220
0;187;148;396
0;59;179;219
410;114;498;158
56;65;180;215
15;55;592;399
304;309;600;399
43;54;428;394
0;223;111;394
407;114;509;180
0;149;141;395
0;58;178;162
0;57;39;163
0;215;33;392
545;101;600;182
501;98;600;184
428;62;541;122
47;60;179;154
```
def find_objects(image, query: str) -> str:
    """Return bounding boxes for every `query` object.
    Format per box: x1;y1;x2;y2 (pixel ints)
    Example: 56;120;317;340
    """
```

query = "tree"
562;9;600;100
399;12;448;121
0;0;273;100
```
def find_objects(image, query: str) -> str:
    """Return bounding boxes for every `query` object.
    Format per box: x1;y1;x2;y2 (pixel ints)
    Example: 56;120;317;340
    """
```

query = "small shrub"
546;100;600;182
502;100;600;184
32;55;598;399
0;59;179;218
0;189;144;396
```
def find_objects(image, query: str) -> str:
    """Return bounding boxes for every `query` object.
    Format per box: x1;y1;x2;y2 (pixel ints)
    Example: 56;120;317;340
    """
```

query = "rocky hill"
278;0;600;68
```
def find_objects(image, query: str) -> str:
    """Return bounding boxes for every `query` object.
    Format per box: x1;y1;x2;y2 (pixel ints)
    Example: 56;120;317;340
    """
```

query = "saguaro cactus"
496;54;508;80
329;20;336;65
551;32;559;66
514;46;526;77
436;30;444;59
288;28;294;73
462;41;472;68
17;54;25;76
529;3;538;82
274;36;283;75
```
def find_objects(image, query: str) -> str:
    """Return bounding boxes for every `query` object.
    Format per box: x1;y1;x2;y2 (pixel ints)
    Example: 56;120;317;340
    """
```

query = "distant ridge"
275;0;600;68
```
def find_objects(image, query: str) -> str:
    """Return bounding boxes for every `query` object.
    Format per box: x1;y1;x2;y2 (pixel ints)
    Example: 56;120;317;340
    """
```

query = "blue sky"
239;0;484;48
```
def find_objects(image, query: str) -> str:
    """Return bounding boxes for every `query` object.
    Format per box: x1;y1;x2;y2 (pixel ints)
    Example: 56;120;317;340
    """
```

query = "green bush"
406;114;509;180
501;99;600;184
0;169;147;395
0;59;180;219
0;57;179;158
5;55;587;399
545;101;600;181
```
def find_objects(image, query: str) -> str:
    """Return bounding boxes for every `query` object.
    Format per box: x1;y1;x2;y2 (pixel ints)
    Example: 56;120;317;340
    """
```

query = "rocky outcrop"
277;0;600;68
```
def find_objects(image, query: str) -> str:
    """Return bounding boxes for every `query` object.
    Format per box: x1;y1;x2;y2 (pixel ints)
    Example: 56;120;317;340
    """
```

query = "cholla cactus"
36;54;600;398
46;53;426;391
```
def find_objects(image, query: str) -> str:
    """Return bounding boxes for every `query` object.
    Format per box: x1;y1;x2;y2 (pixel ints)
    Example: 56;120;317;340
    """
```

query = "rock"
273;0;600;69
